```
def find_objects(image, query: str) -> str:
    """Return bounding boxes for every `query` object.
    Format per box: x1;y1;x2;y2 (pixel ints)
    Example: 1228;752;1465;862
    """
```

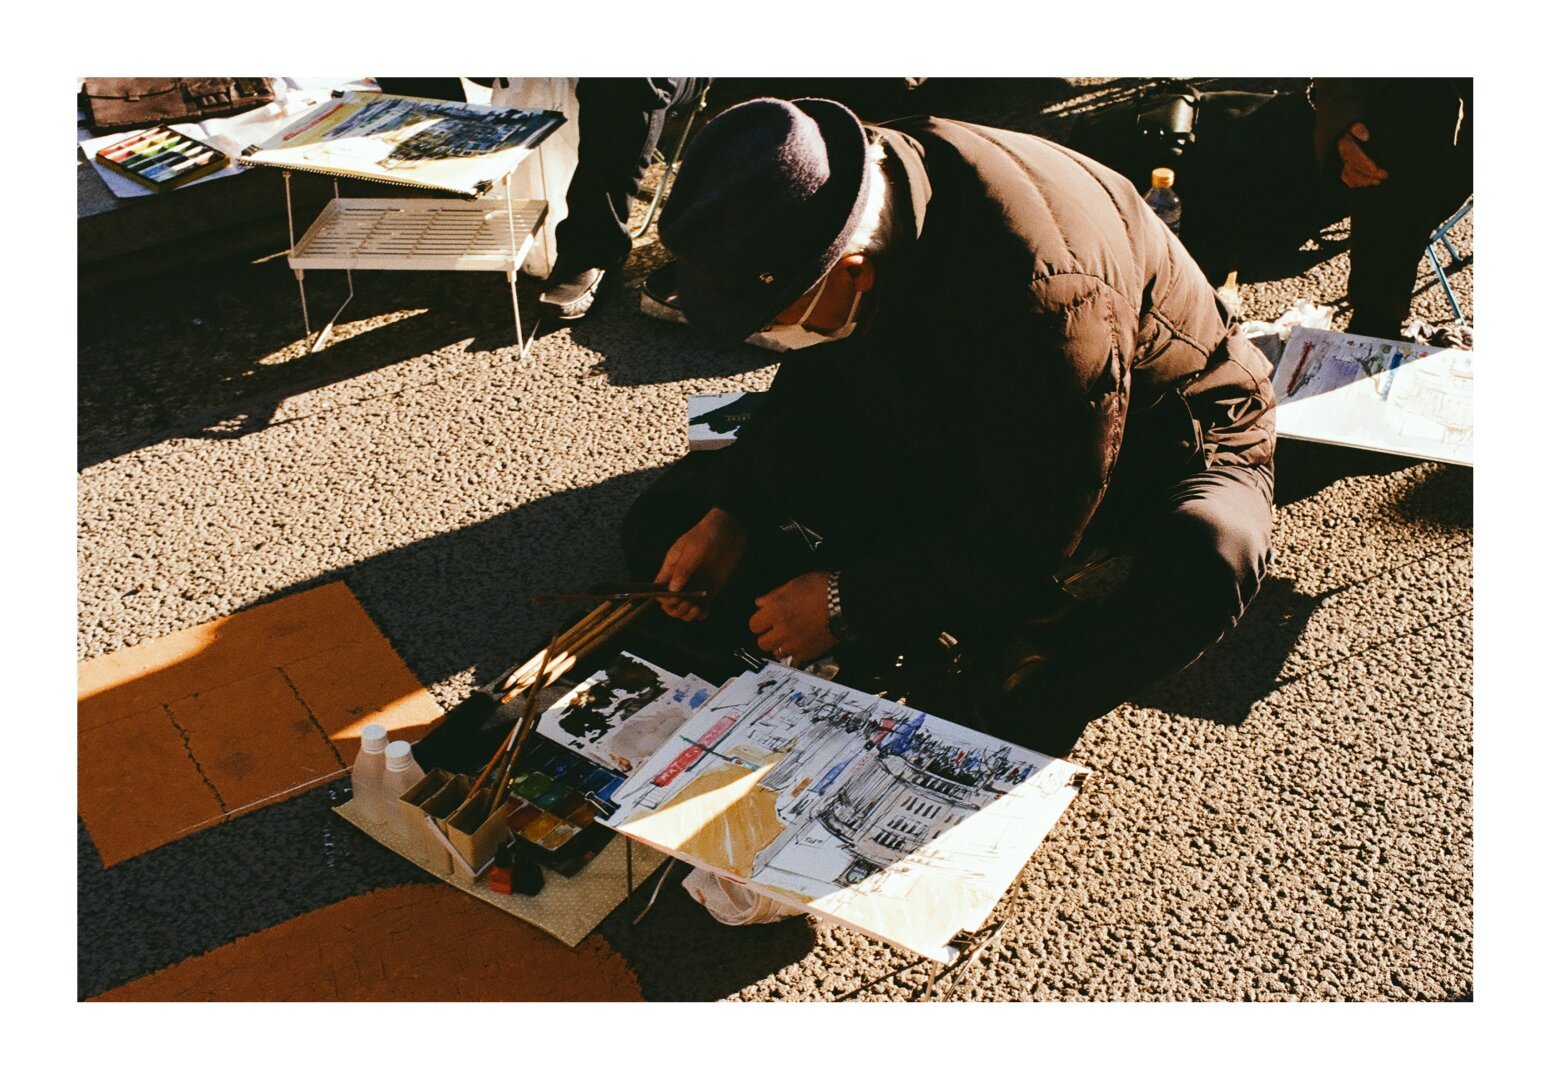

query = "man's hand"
749;571;838;664
654;508;749;621
1336;122;1389;189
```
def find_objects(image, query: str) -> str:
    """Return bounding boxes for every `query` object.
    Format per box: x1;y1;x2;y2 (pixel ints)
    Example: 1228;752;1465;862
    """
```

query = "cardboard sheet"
78;581;442;866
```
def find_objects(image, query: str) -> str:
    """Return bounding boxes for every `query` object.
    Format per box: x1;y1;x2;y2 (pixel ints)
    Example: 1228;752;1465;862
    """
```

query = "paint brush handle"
489;669;552;814
551;599;652;668
472;633;561;814
497;600;647;706
499;599;614;693
532;589;708;603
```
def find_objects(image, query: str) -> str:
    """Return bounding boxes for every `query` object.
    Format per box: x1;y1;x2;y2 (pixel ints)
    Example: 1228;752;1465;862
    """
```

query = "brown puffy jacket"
715;116;1276;645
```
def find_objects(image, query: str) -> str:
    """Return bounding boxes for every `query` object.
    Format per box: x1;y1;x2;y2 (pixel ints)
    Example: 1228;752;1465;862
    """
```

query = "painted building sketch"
1271;327;1473;466
535;652;679;770
604;665;1088;961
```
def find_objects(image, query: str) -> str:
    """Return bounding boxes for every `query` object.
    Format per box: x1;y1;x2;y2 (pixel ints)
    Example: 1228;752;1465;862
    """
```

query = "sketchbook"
1270;327;1473;467
688;392;766;451
603;664;1089;962
238;91;565;197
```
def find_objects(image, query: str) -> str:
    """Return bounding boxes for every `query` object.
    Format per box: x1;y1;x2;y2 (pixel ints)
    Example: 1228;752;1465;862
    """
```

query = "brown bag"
82;78;276;133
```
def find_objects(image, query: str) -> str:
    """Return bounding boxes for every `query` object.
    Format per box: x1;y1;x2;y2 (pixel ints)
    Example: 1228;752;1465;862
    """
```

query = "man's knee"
1158;490;1273;627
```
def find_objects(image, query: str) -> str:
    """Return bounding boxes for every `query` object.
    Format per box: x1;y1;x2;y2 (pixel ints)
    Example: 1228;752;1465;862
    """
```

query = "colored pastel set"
94;125;228;192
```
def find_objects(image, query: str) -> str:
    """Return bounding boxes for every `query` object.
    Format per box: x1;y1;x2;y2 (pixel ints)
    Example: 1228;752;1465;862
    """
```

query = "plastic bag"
487;77;580;278
682;868;804;926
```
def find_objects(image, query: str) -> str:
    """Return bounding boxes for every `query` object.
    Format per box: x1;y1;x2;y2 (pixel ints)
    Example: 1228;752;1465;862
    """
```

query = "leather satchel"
82;78;276;133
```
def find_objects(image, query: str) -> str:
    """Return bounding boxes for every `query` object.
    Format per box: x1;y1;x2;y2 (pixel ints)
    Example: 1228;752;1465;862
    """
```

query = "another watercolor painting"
1272;327;1472;465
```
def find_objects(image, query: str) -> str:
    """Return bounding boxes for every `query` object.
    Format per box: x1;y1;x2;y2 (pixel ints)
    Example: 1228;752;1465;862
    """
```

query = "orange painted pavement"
78;582;445;866
91;885;646;1001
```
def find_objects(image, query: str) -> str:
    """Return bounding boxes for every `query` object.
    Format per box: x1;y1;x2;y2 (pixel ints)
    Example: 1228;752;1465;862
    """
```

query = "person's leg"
982;461;1275;755
542;79;700;318
1342;80;1472;338
1345;184;1442;339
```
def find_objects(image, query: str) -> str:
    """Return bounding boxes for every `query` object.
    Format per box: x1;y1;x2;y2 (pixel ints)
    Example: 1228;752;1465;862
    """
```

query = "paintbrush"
411;600;621;774
532;587;709;603
468;632;561;819
499;598;614;692
486;637;562;818
497;598;653;705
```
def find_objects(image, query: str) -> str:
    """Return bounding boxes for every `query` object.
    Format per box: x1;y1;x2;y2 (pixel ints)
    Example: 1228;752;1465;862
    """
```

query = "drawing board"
240;92;565;196
604;664;1088;962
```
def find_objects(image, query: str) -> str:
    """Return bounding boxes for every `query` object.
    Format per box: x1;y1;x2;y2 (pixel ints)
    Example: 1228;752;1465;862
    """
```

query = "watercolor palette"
94;125;229;192
500;736;629;876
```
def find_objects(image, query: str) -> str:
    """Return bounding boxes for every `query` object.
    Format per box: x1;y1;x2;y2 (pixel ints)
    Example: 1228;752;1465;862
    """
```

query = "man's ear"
840;253;876;294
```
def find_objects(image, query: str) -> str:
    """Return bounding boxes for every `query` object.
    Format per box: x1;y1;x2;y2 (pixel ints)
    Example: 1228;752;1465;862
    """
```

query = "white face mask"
747;279;865;352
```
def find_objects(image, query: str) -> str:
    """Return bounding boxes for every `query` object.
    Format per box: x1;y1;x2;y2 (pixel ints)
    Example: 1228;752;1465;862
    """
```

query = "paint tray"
93;125;230;192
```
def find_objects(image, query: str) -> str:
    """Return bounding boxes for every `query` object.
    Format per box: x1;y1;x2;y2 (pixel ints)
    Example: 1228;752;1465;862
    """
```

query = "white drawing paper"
604;664;1088;962
1271;327;1473;466
688;392;765;451
534;652;678;769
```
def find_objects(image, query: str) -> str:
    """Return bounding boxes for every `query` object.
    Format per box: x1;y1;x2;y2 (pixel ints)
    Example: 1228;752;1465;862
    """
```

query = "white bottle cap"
360;723;390;752
385;741;417;771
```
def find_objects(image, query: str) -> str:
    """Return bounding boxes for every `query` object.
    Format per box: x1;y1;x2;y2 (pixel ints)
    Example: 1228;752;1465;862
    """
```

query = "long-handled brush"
411;597;654;774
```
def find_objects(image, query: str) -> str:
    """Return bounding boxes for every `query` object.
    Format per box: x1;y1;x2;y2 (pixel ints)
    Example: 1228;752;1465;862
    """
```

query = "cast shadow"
78;257;546;471
1131;575;1326;727
1385;459;1473;530
563;287;777;387
1272;439;1427;508
596;862;820;1001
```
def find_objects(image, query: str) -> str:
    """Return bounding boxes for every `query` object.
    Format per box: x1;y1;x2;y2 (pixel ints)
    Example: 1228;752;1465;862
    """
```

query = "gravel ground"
76;77;1472;1000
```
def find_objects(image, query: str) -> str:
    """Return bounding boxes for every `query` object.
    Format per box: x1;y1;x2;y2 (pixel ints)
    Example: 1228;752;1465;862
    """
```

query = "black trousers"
1330;82;1473;338
553;78;707;276
621;447;1274;758
371;77;708;276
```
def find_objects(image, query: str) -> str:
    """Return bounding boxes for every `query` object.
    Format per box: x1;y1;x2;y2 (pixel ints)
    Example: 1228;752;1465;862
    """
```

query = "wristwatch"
826;570;858;643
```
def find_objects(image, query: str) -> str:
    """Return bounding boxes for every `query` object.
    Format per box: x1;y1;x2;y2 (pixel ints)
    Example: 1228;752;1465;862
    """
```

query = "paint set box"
503;737;627;876
93;125;229;192
395;737;626;883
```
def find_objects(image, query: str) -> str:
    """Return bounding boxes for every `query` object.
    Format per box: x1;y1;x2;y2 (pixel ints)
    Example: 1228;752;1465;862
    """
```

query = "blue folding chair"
1426;197;1473;321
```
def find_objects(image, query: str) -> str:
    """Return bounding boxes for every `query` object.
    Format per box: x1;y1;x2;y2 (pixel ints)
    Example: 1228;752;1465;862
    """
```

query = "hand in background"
1337;122;1390;189
654;508;749;621
749;571;838;664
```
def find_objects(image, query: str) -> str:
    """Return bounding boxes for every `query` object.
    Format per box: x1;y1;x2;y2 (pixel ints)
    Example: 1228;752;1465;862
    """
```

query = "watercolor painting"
605;665;1088;961
535;652;677;769
1272;328;1473;466
595;675;717;775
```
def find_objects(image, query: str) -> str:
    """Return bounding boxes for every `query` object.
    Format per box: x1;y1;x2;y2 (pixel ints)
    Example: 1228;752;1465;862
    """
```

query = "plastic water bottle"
380;740;426;841
350;723;390;826
1144;167;1182;235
